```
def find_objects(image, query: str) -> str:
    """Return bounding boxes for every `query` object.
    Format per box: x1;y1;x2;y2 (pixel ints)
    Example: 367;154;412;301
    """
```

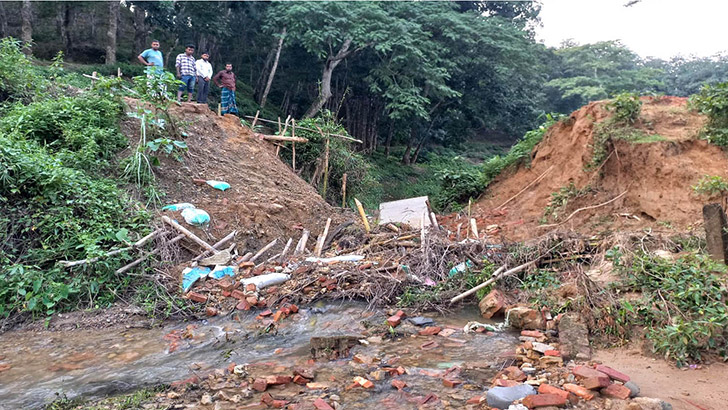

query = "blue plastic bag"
182;267;211;292
210;265;237;279
206;180;230;191
181;208;210;226
162;203;196;211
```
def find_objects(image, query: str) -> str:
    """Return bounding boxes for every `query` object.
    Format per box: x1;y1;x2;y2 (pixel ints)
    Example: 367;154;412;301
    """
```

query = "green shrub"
433;163;484;211
690;82;728;147
541;182;592;223
0;37;44;101
692;175;728;198
607;92;642;124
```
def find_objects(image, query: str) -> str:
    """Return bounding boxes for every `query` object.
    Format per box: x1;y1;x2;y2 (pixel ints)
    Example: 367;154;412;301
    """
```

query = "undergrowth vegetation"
690;81;728;147
540;183;593;223
587;92;644;169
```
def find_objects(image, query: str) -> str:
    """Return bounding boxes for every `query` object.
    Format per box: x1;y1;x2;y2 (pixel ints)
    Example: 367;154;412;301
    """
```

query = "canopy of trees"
1;1;727;160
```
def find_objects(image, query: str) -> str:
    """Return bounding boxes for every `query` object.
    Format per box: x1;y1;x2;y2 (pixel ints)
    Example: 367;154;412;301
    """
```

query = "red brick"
494;379;520;387
231;289;246;300
170;375;199;388
418;326;442;336
265;375;291;385
538;384;569;400
563;383;594;400
502;366;527;382
261;393;274;406
253;265;267;275
252;378;268;391
479;289;506;319
273;310;284;322
218;278;234;292
544;350;561;356
272;400;289;408
595;364;630;382
236;300;251;311
601;383;631;400
572;365;608;380
289;304;299;313
582;375;611;390
395;310;407;319
294;367;315;379
312;398;335;410
442;379;462;388
238;261;254;268
522;394;567;408
222;290;232;297
245;296;258;306
187;292;207;303
259;309;273;317
246;283;257;292
205;307;218;316
293;375;309;385
521;330;545;338
391;379;406;390
466;396;483;405
386;315;401;327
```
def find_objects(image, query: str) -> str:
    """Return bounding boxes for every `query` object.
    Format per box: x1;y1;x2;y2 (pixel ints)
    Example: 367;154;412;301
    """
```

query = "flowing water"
0;302;519;409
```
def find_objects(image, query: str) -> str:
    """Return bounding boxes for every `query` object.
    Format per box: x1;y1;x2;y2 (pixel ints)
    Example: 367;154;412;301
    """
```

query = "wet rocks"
407;316;434;326
557;313;591;360
486;384;536;409
310;335;359;360
507;306;543;330
624;380;640;397
479;289;507;319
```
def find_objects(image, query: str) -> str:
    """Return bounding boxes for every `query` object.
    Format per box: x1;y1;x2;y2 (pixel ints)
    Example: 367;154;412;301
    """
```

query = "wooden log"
314;218;332;257
162;216;218;253
470;218;479;239
249;239;278;263
258;134;308;143
217;104;221;116
192;230;237;262
294;229;310;255
354;198;371;234
279;237;293;262
341;173;347;207
456;223;463;241
449;263;535;304
116;234;185;275
251;110;260;128
240;252;253;262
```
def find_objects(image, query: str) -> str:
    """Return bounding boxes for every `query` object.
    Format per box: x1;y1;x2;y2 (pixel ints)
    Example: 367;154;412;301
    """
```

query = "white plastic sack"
240;272;290;290
162;203;196;211
305;255;365;264
181;208;210;226
206;180;230;191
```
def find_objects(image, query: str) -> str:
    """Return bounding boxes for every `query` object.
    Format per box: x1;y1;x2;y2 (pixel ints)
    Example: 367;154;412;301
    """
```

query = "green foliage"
434;162;484;211
541;183;593;223
607;92;642;124
692;175;728;198
617;252;728;366
0;38;45;101
690;81;728;147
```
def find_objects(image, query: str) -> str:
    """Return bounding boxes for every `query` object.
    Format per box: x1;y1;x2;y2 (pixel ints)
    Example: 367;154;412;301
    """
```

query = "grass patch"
540;182;593;224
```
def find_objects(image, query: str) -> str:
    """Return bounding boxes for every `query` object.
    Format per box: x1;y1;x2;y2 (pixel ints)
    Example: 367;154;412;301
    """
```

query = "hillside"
470;96;724;240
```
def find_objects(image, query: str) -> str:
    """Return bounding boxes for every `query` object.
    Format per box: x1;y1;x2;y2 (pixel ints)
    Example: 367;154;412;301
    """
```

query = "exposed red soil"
455;96;728;241
121;100;348;253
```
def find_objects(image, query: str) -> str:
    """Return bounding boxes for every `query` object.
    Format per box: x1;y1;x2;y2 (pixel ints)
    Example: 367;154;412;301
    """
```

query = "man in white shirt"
195;52;213;104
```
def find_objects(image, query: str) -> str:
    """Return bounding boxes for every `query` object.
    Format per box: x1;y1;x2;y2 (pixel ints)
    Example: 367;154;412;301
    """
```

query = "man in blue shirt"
137;40;164;72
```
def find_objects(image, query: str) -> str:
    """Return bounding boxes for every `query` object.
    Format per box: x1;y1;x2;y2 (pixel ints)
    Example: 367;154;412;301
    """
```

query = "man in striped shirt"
175;44;196;103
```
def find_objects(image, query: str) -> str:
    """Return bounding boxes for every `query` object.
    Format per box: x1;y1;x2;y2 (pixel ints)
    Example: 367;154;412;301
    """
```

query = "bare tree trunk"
55;3;72;53
260;28;286;110
411;134;428;164
21;0;32;56
0;2;8;37
132;3;147;55
384;120;394;156
105;0;119;64
304;38;352;119
402;128;416;165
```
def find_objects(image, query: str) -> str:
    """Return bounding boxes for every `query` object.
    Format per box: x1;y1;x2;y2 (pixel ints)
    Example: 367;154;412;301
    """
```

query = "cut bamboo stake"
294;229;310;255
59;229;162;267
277;116;282;134
354;198;371;233
134;229;163;247
280;115;292;136
496;166;554;210
251;110;260;128
456;223;463;241
192;230;237;262
430;212;439;230
292;142;296;170
314;218;332;257
322;137;330;197
217;104;221;116
341;173;347;207
420;211;427;252
449;265;507;304
240;252;254;262
162;216;218;253
470;218;479;239
279;237;293;262
249;239;278;263
275;145;281;156
116;234;185;275
258;134;308;143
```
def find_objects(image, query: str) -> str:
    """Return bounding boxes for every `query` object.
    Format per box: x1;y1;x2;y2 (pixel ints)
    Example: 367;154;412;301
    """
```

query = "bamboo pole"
217;104;221;116
280;115;292;136
448;265;506;304
322;136;330;197
314;218;332;257
59;229;162;268
162;216;218;253
249;239;278;263
116;234;185;275
251;110;260;128
279;237;293;262
354;198;371;233
292;142;296;170
242;115;363;144
294;229;310;255
192;230;237;262
341;173;347;207
257;134;308;143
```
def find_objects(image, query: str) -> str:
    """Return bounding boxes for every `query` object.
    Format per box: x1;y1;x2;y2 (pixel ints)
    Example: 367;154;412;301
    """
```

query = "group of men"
137;40;239;115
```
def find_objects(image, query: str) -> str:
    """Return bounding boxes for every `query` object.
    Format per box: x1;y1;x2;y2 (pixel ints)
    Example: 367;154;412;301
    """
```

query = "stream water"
0;302;519;409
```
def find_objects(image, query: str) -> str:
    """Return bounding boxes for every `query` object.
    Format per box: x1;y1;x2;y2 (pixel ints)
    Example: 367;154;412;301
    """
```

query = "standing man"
195;52;213;104
175;44;196;103
213;63;238;115
137;39;163;72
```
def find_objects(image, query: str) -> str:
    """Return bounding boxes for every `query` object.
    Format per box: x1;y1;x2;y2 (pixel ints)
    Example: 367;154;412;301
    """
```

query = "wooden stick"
354;198;371;233
257;134;308;143
341;173;347;207
430;212;439;230
59;229;162;267
280;115;292;136
292;142;296;170
240;252;253;262
277;116;282;134
314;218;332;257
265;252;282;264
116;234;185;275
243;116;363;143
322;136;330;197
470;218;479;239
456;223;462;241
275;145;280;156
279;237;293;262
539;190;628;229
217;104;221;116
249;239;278;263
162;216;219;253
251;110;260;128
449;265;507;304
192;230;236;262
420;211;427;252
496;166;554;210
294;229;310;255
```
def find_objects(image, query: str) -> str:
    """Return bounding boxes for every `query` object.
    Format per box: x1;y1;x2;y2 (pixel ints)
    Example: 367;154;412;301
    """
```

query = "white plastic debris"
305;255;365;263
240;272;290;290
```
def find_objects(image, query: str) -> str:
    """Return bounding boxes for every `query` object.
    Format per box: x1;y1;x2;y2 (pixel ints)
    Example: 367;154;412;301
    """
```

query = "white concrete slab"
378;196;431;227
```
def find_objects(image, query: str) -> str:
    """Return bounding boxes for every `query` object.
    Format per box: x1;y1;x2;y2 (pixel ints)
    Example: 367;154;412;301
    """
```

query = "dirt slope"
470;96;727;241
122;100;345;252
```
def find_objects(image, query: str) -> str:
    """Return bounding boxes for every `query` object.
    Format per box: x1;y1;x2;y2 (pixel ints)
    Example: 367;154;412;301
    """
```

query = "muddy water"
0;302;518;409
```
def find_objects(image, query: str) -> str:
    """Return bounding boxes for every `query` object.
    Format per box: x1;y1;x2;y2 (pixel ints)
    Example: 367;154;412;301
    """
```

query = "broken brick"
261;393;274;406
563;383;594;400
442;379;462;388
386;315;401;327
601;383;631;400
265;375;291;385
418;326;442;336
218;278;234;292
595;364;630;382
520;330;545;338
502;366;527;382
294;368;315;379
231;289;246;300
538;384;569;400
222;290;232;297
273;310;284;322
391;379;406;390
252;378;268;392
395;310;407;319
259;309;273;317
246;283;257;292
572;365;608;380
205;307;218;317
170;375;200;388
246;296;258;306
238;261;254;268
544;350;561;356
582;375;611;390
493;379;520;387
293;375;309;385
522;394;567;408
289;304;299;313
353;376;374;389
236;300;251;311
312;398;335;410
466;396;483;405
187;292;207;303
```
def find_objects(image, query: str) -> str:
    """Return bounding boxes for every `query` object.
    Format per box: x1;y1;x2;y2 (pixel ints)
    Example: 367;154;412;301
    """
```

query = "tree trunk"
132;3;147;55
384;121;394;156
0;2;8;37
105;0;119;64
260;27;286;110
402;128;416;165
304;38;352;119
411;134;428;164
21;0;32;55
55;3;72;53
